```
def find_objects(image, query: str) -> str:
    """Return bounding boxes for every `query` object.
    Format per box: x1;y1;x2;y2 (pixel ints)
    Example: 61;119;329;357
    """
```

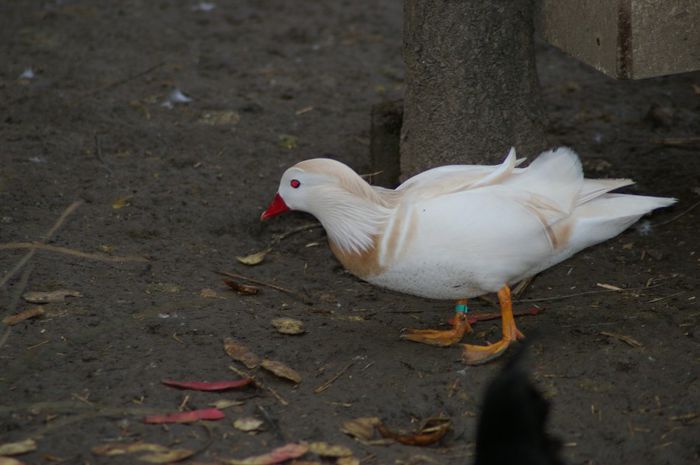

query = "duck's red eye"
290;179;301;188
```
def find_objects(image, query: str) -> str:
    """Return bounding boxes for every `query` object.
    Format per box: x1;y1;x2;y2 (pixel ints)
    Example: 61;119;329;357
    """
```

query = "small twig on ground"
654;200;700;227
1;201;82;349
228;365;288;406
271;222;323;244
214;270;313;305
669;412;698;423
84;61;164;96
256;405;285;441
652;137;700;147
512;276;536;299
600;331;643;348
515;283;663;304
477;295;499;309
93;133;112;175
194;424;217;460
647;291;685;303
314;362;354;394
0;265;34;349
0;200;82;289
467;306;543;324
0;242;148;263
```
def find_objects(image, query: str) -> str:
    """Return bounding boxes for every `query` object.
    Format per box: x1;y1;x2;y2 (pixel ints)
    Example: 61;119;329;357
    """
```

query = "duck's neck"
314;186;391;255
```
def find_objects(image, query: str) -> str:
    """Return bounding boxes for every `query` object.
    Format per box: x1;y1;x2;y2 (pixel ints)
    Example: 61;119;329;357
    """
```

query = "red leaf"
161;378;252;391
143;408;225;424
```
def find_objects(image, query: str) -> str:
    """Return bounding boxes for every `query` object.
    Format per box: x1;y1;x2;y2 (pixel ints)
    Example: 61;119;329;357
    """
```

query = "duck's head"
260;158;362;221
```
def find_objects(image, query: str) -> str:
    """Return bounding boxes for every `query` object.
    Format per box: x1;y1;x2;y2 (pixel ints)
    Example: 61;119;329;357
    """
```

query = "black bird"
474;347;564;465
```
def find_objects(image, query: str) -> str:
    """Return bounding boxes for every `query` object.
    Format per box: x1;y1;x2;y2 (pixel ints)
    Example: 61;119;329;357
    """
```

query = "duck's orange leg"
462;285;524;365
401;299;473;347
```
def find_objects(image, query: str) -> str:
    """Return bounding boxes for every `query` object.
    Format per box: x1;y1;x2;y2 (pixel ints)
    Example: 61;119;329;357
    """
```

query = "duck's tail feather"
577;178;635;206
569;193;676;248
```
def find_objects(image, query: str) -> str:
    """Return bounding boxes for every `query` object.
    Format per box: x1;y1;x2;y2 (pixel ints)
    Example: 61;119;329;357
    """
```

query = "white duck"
261;147;675;364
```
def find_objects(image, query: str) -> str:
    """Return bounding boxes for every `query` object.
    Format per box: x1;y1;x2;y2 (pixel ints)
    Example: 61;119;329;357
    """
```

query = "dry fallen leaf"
306;442;352;458
340;417;381;441
0;438;37;456
236;248;271;266
224;338;261;369
343;419;376;440
2;307;45;326
271;317;305;335
112;195;132;209
209;399;245;410
261;359;302;384
233;417;264;432
139;449;194;463
22;290;81;304
226;443;309;465
223;279;259;295
143;408;225;424
337;457;360;465
376;417;451;446
162;379;252;391
199;288;223;299
91;442;168;456
199;110;241;126
0;458;25;465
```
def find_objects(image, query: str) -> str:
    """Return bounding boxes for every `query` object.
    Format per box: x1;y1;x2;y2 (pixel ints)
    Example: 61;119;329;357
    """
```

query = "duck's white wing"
501;147;583;214
395;148;525;200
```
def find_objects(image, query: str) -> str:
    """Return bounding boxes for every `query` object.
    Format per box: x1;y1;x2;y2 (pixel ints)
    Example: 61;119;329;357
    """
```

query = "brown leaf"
22;290;81;304
337;457;360;465
223;279;259;295
224;338;261;369
0;458;25;465
199;288;222;299
139;449;194;463
306;442;352;458
0;438;37;456
226;443;309;465
2;307;45;326
271;317;305;335
162;379;252;391
91;442;168;456
236;249;270;266
112;195;132;209
340;417;381;441
376;417;451;446
261;359;302;384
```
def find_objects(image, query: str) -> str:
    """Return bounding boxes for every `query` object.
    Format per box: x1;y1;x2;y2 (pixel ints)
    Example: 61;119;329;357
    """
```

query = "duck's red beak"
260;193;290;220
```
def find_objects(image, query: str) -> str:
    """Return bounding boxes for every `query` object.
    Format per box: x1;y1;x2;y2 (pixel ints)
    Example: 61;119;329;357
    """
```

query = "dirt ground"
1;1;698;464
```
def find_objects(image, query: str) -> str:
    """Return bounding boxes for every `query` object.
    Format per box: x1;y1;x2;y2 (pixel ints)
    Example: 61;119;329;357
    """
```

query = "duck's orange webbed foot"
401;300;473;347
462;285;524;365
